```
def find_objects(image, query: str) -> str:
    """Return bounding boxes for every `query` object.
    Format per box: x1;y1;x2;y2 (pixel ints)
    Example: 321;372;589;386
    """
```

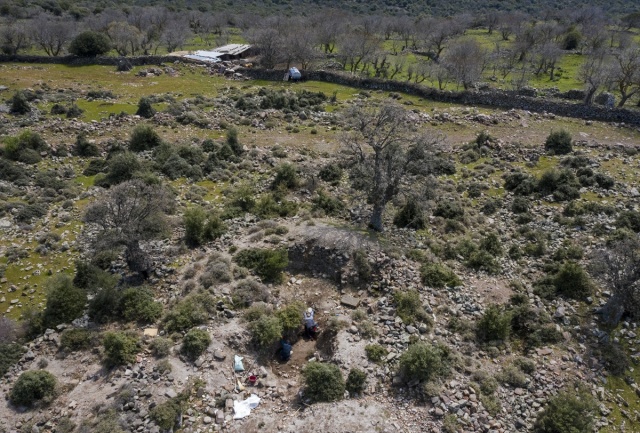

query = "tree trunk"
369;203;385;232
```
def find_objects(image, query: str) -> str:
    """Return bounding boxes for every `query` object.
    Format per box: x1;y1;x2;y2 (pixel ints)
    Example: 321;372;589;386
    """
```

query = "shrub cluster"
10;370;57;407
398;343;453;383
533;387;596;433
544;130;573;155
2;130;48;164
346;368;367;396
504;168;580;202
181;328;211;361
302;362;345;402
183;206;226;247
163;293;217;333
394;290;430;324
476;305;511;343
394;198;426;229
102;331;139;367
234;248;288;283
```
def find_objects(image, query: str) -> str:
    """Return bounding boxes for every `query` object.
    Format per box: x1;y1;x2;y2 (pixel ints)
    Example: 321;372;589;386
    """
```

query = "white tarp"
233;394;261;420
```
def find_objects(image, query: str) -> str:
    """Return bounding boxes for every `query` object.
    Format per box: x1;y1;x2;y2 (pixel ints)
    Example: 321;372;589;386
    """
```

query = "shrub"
352;249;372;282
365;344;388;363
69;31;111;57
0;343;25;377
151;398;184;431
554;262;593;300
73;133;100;157
545;130;573;155
234;248;288;283
346;368;367;396
181;328;211;361
398;343;452;383
129;125;162;152
232;279;270;308
3;130;48;164
312;189;344;216
136;97;156;119
497;364;527;387
394;198;426;229
184;206;226;247
119;287;162;324
433;201;464;220
150;337;172;358
105;152;141;185
66;103;84;118
534;387;596;433
60;328;93;352
394;290;428;324
225;127;243;157
504;171;536;195
163;294;215;333
511;196;529;213
277;302;304;335
103;332;138;367
272;163;299;190
319;163;343;184
42;275;87;329
420;262;461;288
476;305;511;343
9;370;57;407
302;362;345;402
88;286;121;324
250;315;283;350
480;232;502;256
73;260;117;293
9;90;31;114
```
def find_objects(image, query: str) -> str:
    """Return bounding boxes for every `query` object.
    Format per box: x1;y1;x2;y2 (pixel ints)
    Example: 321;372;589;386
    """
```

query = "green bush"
394;290;429;324
346;368;367;396
136;97;156;119
225;127;243;157
69;31;111;57
420;262;461;288
73;133;100;157
42;275;87;329
129;125;162;152
476;305;511;343
181;328;211;361
9;90;31;114
497;364;527;387
319;163;343;184
163;294;216;333
103;332;138;367
398;343;452;383
88;286;121;324
544;130;573;155
250;315;283;350
73;260;117;293
234;248;288;283
151;398;184;431
433;201;464;220
480;232;502;256
9;370;57;407
183;206;226;247
66;103;84;118
150;337;172;358
272;163;299;190
104;152;141;185
394;198;426;229
365;344;388;363
312;189;344;216
302;362;345;402
0;343;25;377
554;262;593;300
3;130;48;164
119;287;163;324
60;328;93;352
534;387;596;433
352;249;372;282
277;302;304;334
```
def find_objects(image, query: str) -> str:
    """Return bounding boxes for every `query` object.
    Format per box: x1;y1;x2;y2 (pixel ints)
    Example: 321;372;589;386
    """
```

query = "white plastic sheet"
234;355;244;372
233;394;261;420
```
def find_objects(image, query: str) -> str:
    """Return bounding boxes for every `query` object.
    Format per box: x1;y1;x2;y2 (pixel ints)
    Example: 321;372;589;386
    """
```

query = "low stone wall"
2;54;639;126
0;54;194;67
240;68;640;127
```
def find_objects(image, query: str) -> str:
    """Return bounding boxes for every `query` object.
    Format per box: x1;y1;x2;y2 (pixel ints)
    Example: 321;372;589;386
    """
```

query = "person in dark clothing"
279;339;292;362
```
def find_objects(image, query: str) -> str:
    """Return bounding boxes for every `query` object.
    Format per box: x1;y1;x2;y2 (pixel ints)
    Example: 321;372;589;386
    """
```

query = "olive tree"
589;235;640;325
342;103;443;232
84;179;174;278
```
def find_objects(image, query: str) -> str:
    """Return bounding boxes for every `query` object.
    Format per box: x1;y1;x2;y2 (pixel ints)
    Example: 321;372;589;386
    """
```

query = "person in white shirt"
303;307;317;339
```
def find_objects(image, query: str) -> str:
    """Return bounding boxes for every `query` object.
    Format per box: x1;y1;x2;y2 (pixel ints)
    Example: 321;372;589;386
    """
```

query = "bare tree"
30;13;75;56
443;39;486;90
610;45;640;107
590;236;640;325
530;41;563;80
246;26;282;69
107;21;142;56
579;48;611;105
420;18;458;62
161;17;190;53
311;10;344;54
338;27;382;73
0;19;30;55
84;179;174;278
342;104;442;232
